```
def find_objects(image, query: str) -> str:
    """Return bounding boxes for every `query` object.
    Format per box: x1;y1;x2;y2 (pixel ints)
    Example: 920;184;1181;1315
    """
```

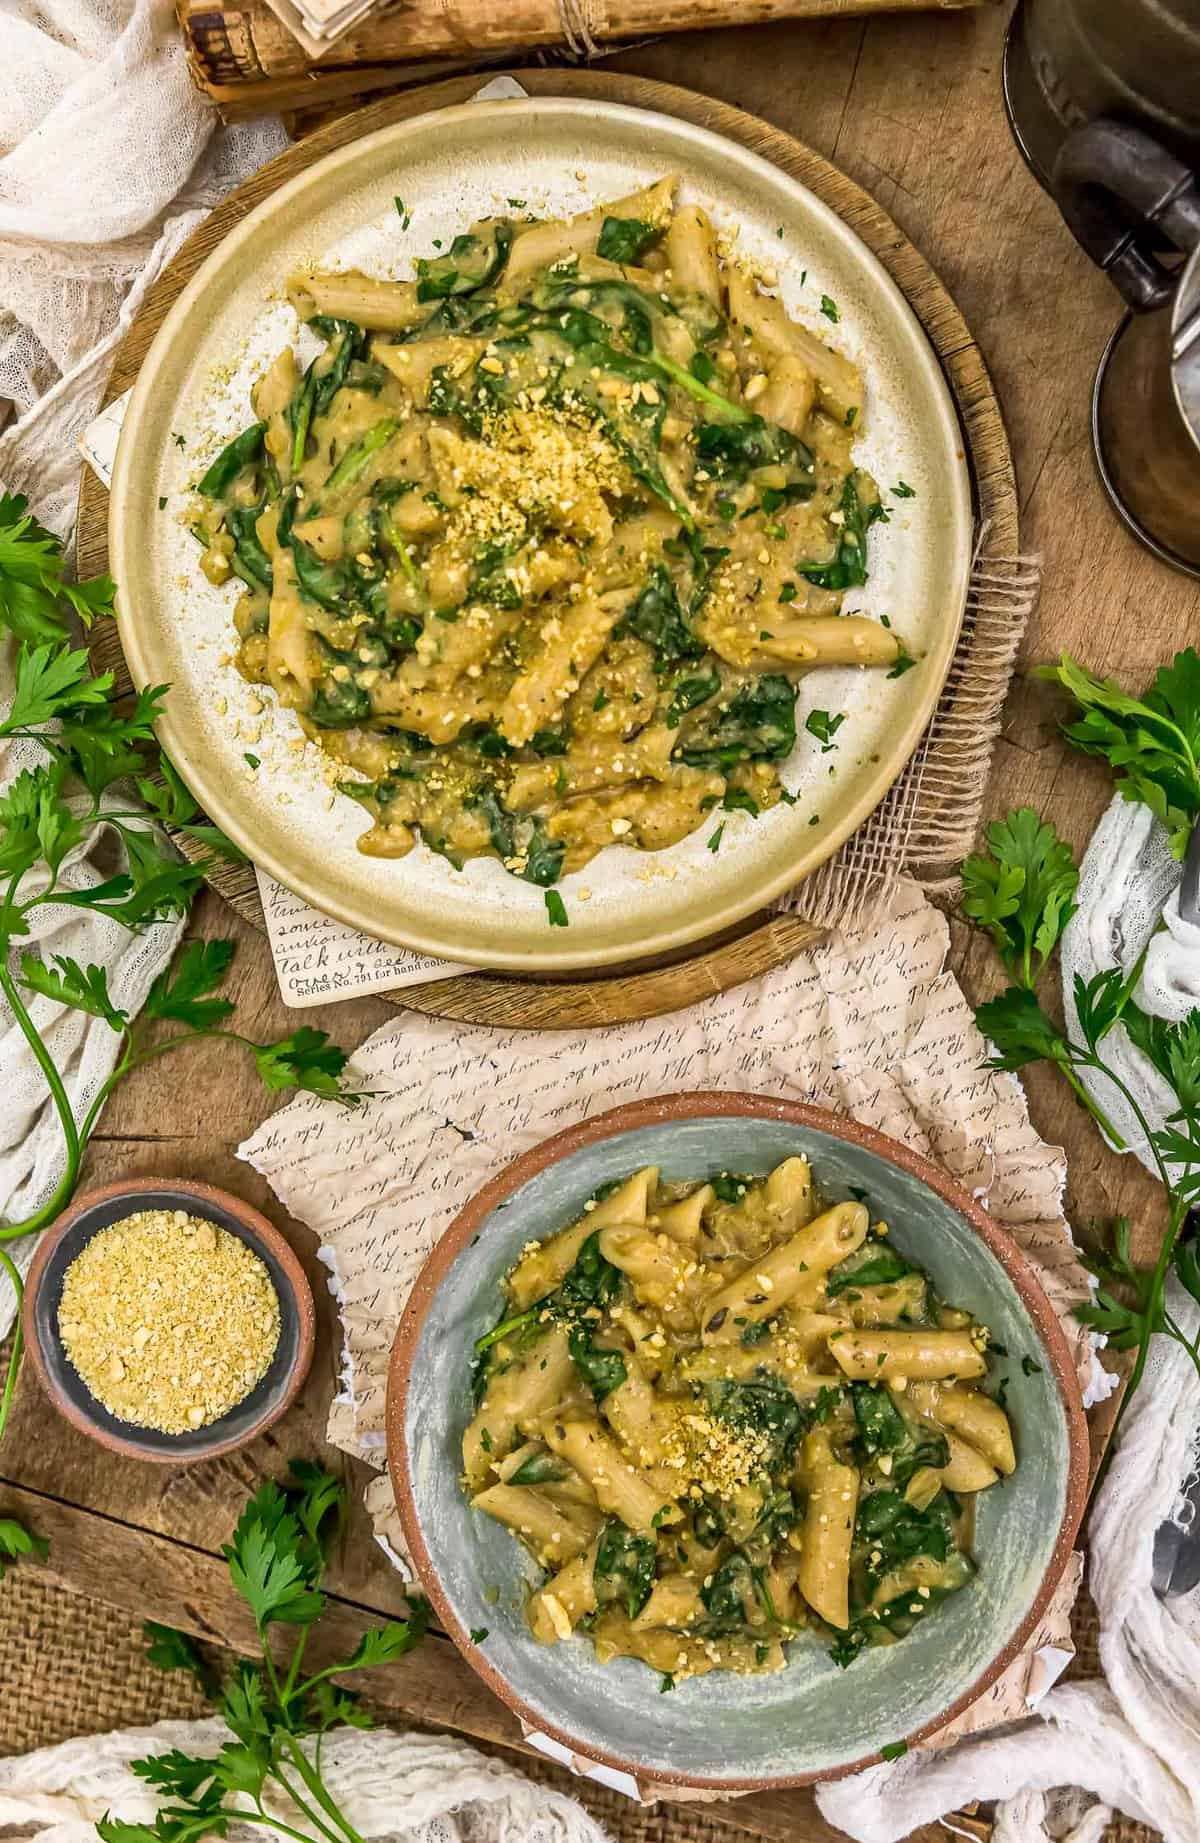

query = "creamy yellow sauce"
192;178;907;895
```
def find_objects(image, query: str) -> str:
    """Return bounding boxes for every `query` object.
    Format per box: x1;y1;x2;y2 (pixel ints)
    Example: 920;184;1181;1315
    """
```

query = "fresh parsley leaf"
1038;649;1200;857
145;940;236;1029
975;986;1071;1071
469;1626;489;1644
19;954;128;1029
0;1516;48;1577
0;643;112;734
804;708;845;750
143;1622;213;1695
879;1740;908;1761
222;1489;326;1633
253;1027;360;1103
888;650;917;678
545;890;568;927
0;494;115;644
892;481;916;498
961;808;1079;989
335;1611;430;1673
820;294;839;322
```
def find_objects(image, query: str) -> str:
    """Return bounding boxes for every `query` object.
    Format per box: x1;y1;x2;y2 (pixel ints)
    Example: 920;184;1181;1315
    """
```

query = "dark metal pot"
1004;0;1200;576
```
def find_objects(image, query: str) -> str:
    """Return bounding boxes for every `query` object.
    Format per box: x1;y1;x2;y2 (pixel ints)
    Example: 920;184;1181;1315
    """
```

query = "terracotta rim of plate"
387;1091;1089;1791
23;1176;316;1464
108;93;973;972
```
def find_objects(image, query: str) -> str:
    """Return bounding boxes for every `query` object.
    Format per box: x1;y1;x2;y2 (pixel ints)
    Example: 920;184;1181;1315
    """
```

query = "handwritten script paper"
256;871;469;1005
240;880;1103;1759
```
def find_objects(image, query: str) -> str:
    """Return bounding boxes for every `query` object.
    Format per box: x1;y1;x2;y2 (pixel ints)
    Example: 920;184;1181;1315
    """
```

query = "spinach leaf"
704;1373;805;1466
676;675;797;769
312;321;365;418
568;1324;627;1400
472;790;566;888
470;542;523;609
309;677;371;728
856;1489;954;1578
694;418;812;482
618;565;704;662
826;1240;915;1298
851;1385;909;1455
692;1501;725;1548
596;217;663;264
666;671;721;727
291;538;356;612
225;504;273;591
507;1450;567;1487
415;224;514;302
711;1173;751;1203
559;1231;623;1310
798;473;886;591
851;1385;949;1482
700;1551;755;1625
593;1522;656;1617
197;422;266;498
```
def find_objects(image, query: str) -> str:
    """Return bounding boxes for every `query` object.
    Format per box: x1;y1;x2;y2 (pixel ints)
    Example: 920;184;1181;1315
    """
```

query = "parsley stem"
267;1749;348;1843
1060;1063;1126;1154
247;1801;320;1843
0;1247;23;1441
279;1733;366;1843
0;958;81;1229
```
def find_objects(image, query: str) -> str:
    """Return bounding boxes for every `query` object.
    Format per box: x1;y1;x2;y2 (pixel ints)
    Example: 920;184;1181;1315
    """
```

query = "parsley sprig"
961;801;1200;1483
0;496;364;1448
99;1466;428;1843
1037;648;1200;858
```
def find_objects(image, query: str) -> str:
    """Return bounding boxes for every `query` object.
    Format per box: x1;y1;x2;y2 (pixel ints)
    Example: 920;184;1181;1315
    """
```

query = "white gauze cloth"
1061;795;1199;1170
0;0;287;538
0;1720;609;1843
0;0;286;1329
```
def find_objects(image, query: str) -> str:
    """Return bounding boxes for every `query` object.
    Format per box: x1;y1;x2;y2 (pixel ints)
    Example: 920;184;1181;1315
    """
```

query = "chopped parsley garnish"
544;890;569;927
469;1626;489;1643
892;480;917;497
804;708;845;749
243;752;260;769
707;823;725;852
1021;1355;1043;1376
888;650;918;678
879;1740;908;1762
820;294;840;323
659;1673;675;1693
158;496;167;510
394;197;412;230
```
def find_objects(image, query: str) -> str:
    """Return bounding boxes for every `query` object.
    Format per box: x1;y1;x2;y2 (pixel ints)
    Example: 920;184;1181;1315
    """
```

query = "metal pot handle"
1052;119;1200;312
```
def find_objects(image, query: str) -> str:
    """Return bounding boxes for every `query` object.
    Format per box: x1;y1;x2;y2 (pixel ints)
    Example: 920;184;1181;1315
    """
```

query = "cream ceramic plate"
110;98;973;971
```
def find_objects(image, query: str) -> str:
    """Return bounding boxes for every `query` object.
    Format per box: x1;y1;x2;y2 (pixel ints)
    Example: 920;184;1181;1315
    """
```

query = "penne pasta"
828;1328;988;1383
199;180;909;887
796;1427;859;1630
908;1380;1016;1473
467;1159;1013;1682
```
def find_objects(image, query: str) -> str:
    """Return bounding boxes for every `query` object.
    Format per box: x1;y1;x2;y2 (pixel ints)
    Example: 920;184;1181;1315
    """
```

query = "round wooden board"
78;67;1016;1031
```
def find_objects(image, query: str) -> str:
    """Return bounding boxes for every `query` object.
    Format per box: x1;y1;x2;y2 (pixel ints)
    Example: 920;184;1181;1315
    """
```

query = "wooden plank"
0;1482;970;1843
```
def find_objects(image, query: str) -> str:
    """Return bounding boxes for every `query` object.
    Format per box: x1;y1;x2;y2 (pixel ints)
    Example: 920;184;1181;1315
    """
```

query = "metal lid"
1172;240;1200;448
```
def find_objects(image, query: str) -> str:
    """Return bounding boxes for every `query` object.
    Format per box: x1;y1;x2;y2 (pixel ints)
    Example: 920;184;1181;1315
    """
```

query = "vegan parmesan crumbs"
58;1209;281;1434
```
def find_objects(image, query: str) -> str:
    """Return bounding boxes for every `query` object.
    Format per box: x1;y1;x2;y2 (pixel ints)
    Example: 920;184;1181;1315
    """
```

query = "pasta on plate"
464;1159;1017;1682
191;176;908;894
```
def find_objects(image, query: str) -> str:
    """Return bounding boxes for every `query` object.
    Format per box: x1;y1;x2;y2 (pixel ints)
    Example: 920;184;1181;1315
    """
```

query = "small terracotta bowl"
388;1093;1089;1793
23;1177;315;1464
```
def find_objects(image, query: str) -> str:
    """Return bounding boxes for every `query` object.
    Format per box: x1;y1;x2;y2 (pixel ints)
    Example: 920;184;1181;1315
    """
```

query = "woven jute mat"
0;1569;1157;1843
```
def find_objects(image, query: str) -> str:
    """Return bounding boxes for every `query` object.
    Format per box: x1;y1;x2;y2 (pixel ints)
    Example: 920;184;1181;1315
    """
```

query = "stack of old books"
176;0;981;120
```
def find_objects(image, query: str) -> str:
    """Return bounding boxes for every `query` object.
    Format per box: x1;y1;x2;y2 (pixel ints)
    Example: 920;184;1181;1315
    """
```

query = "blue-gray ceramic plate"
388;1093;1087;1790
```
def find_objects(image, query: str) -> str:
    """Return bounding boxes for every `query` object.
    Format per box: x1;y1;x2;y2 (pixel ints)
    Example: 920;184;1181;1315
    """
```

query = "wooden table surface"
0;4;1181;1835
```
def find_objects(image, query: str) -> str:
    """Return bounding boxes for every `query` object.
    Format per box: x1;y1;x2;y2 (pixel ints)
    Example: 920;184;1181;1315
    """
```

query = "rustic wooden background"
0;4;1181;1836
